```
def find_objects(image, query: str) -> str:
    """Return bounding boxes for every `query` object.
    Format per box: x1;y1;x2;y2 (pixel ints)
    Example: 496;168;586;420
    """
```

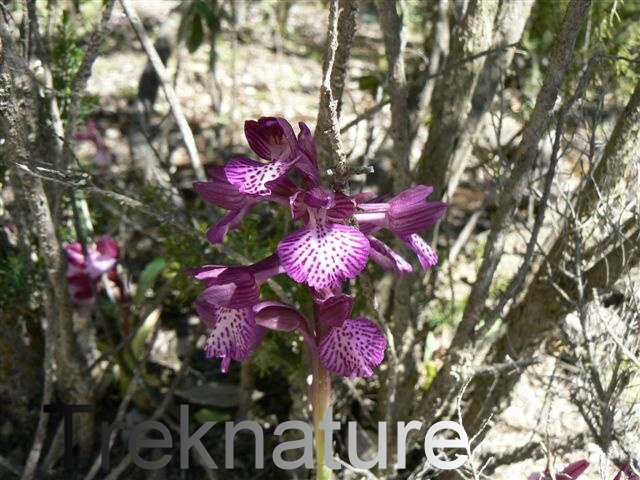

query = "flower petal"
319;317;386;378
245;117;297;161
316;294;352;329
196;301;265;372
368;236;413;275
390;199;447;236
560;460;589;479
402;234;439;271
327;192;356;221
64;243;85;267
225;157;293;196
200;268;260;309
277;213;370;289
193;169;247;211
294;121;320;186
206;205;253;244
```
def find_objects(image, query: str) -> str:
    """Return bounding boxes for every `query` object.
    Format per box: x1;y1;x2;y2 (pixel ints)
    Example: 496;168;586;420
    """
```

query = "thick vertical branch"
1;16;95;472
416;0;500;200
375;0;410;191
411;0;591;433
314;0;358;175
446;0;534;198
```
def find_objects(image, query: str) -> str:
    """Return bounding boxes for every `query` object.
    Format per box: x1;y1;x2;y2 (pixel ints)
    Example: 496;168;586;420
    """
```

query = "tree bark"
314;0;359;175
1;17;95;472
409;0;592;442
416;0;500;200
468;79;640;426
446;0;534;199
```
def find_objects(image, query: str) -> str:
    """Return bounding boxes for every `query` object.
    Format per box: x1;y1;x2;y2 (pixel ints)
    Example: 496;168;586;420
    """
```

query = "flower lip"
277;213;370;289
318;316;386;378
195;300;265;373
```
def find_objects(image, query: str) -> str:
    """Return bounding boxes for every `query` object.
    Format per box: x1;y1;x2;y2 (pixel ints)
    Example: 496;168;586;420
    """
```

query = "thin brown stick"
120;0;206;181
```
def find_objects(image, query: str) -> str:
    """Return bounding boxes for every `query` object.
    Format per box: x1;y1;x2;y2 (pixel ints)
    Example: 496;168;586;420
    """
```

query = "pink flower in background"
614;462;640;480
528;459;589;480
74;119;111;166
189;116;446;375
65;235;120;317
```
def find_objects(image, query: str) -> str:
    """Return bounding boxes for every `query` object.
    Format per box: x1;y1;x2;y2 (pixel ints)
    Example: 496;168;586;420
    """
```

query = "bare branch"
120;0;206;181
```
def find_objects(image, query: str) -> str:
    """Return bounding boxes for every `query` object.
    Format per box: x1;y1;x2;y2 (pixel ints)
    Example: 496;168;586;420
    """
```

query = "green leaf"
356;74;380;97
195;0;215;28
194;408;231;423
134;257;167;306
188;12;205;53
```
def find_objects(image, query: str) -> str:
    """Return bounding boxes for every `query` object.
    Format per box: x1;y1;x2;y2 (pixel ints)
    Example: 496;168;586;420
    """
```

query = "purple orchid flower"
278;186;369;289
224;117;315;196
528;459;589;480
355;185;447;274
188;116;447;378
257;293;386;378
614;462;640;480
74;119;111;166
193;118;319;244
65;235;120;317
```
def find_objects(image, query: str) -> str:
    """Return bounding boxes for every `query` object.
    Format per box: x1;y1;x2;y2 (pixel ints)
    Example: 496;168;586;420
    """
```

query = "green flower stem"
311;353;333;480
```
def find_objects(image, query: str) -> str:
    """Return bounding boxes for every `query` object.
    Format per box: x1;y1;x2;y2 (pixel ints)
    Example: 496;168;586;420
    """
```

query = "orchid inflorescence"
65;235;121;318
189;117;447;378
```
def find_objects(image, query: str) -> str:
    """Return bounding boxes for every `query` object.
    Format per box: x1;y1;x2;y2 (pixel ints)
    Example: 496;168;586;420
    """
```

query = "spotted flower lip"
316;295;386;378
254;294;387;378
195;300;265;373
278;187;369;290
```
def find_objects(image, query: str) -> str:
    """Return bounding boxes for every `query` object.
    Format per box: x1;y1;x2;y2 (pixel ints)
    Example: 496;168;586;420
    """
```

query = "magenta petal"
87;238;119;278
86;254;117;279
297;122;317;167
402;234;439;270
368;237;413;275
327;192;356;221
200;269;260;309
196;301;265;368
319;317;386;378
253;301;306;332
206;205;252;244
277;214;370;289
193;178;246;211
65;243;85;267
390;200;447;236
225;157;293;196
245;117;297;161
317;295;352;329
295;122;320;186
96;235;119;260
560;460;589;479
186;264;227;281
